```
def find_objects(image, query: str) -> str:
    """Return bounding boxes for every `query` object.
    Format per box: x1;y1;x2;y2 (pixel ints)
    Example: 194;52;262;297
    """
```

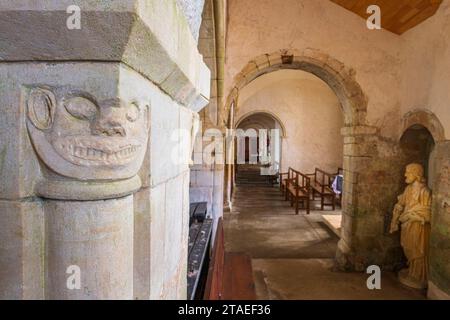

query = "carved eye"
126;102;140;122
65;97;97;120
27;87;56;130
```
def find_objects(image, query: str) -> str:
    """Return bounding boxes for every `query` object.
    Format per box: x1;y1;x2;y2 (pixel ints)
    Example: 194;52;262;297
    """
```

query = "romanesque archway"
225;49;368;127
225;49;374;270
235;110;287;138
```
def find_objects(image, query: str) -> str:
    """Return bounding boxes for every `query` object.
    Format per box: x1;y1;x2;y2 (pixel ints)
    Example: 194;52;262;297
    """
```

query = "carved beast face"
26;86;150;181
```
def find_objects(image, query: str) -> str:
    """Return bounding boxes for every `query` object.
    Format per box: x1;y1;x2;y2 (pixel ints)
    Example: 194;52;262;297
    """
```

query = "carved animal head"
26;86;150;181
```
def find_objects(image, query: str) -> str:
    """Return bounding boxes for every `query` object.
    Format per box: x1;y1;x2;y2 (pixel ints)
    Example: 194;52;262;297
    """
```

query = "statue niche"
390;163;432;289
26;86;150;181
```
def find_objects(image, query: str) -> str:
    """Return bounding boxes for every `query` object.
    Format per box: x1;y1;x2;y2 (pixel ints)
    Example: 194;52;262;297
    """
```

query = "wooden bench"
204;218;257;300
286;169;311;215
307;168;337;210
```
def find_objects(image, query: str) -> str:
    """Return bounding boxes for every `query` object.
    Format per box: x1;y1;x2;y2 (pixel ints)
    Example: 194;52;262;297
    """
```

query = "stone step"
321;214;342;237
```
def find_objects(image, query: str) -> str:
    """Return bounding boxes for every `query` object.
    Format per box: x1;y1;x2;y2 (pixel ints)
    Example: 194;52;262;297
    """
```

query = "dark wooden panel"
204;218;225;300
203;218;257;300
188;223;202;257
193;202;208;222
187;219;213;300
330;0;443;34
222;253;257;300
189;203;198;226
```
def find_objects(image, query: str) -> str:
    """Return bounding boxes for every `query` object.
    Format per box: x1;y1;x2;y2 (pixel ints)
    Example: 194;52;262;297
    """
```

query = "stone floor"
224;183;426;300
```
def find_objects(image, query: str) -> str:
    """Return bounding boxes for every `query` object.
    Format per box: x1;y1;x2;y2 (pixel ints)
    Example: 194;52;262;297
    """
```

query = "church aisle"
224;182;425;300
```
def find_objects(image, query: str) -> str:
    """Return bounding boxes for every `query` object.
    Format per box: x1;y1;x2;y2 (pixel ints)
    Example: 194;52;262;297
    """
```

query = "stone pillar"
337;125;406;271
45;197;134;299
0;0;210;300
428;141;450;299
0;64;148;299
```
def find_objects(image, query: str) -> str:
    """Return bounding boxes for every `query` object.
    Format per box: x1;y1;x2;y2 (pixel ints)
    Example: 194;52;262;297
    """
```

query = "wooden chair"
279;167;295;199
286;169;311;214
307;168;337;210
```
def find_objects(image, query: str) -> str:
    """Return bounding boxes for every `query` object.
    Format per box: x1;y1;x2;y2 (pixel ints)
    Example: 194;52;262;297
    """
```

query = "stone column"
0;64;149;299
428;141;450;299
336;125;377;270
336;125;405;271
0;0;210;300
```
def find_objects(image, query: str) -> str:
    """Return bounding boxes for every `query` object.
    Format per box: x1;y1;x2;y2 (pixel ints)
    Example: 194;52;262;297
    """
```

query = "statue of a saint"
390;163;431;289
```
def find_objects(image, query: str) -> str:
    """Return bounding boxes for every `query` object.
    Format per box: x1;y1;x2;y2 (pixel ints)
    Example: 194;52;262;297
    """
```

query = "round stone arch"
225;49;372;269
401;109;446;143
235;110;287;138
225;49;368;127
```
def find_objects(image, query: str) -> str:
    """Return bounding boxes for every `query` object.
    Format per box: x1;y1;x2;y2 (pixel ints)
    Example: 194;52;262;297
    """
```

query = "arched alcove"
402;109;445;143
400;125;436;189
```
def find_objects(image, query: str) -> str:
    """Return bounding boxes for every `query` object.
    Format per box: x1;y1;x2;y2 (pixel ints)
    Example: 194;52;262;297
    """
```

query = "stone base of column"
45;196;134;300
335;238;355;271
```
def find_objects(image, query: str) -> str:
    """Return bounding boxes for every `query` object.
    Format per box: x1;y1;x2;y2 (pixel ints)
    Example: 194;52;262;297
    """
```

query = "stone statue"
390;163;432;289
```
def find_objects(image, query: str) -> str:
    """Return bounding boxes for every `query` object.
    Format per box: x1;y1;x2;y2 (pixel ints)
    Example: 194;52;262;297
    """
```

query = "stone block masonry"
0;0;210;300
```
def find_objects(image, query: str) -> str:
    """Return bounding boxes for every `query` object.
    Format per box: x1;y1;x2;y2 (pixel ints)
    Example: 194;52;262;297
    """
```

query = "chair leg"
332;195;335;211
306;197;310;215
321;195;324;210
295;197;299;214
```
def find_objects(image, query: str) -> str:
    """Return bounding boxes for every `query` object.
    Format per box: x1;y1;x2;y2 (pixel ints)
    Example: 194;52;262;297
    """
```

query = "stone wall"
397;2;450;298
429;141;450;298
225;0;403;139
0;0;210;300
176;0;206;42
400;1;450;141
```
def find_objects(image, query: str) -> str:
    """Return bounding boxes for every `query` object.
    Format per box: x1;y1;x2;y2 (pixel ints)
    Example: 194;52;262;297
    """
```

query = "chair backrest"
314;168;334;192
288;167;295;179
292;169;311;191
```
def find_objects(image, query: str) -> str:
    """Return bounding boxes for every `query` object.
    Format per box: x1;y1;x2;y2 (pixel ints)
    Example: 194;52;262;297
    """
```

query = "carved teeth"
70;145;139;163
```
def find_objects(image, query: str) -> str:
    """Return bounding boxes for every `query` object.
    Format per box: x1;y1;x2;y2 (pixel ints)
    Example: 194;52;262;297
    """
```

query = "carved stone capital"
25;85;150;199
